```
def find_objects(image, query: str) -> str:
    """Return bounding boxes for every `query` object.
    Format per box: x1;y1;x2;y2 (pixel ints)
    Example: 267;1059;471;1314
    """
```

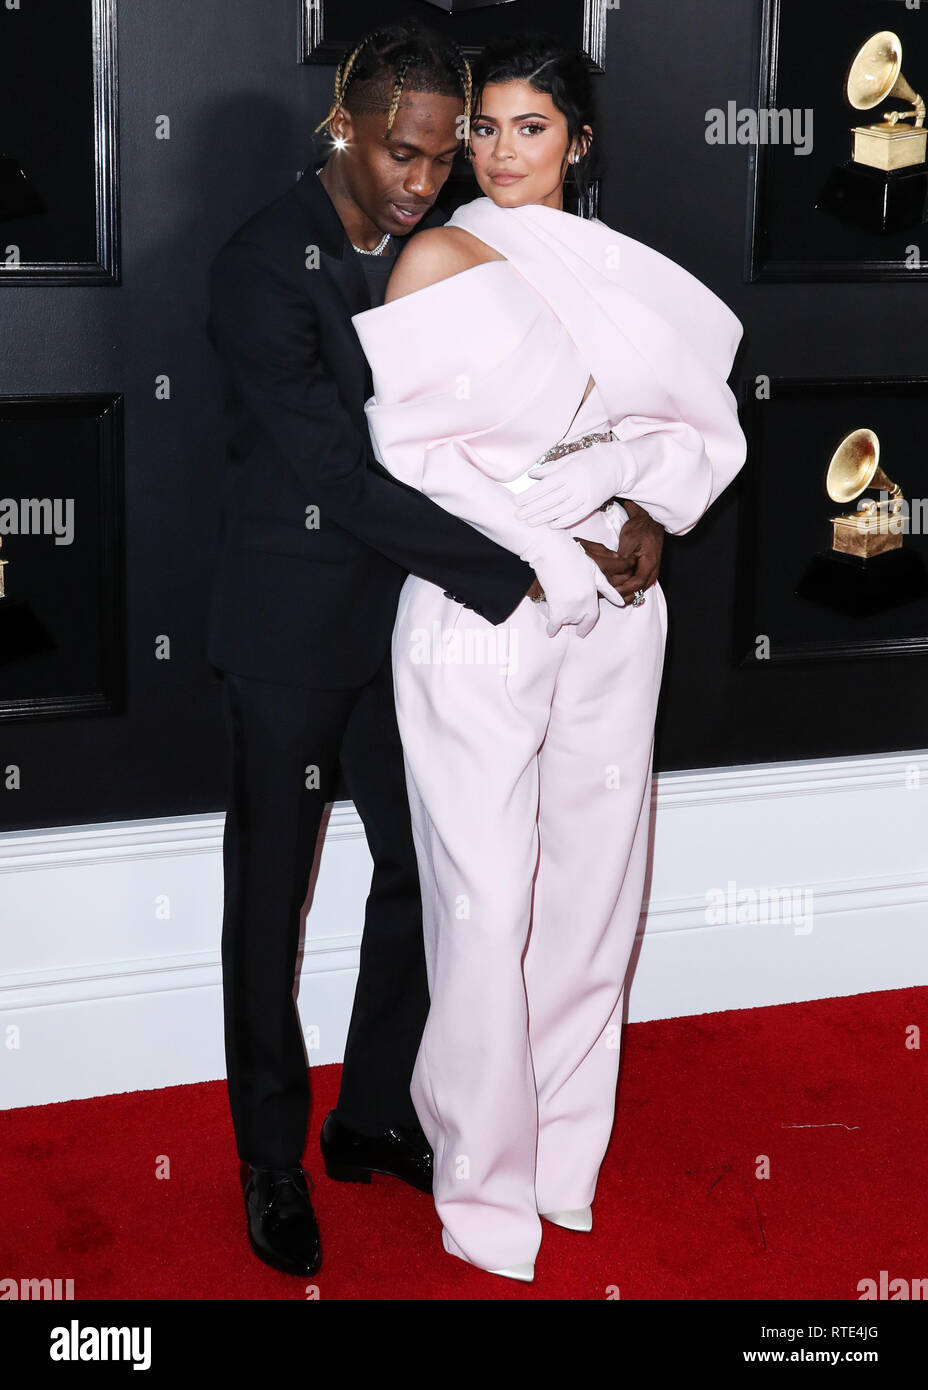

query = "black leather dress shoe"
240;1161;322;1276
320;1109;433;1194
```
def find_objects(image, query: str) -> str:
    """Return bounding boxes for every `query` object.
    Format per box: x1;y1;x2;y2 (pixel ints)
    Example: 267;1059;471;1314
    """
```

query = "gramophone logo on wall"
825;428;903;561
846;32;926;169
796;426;928;618
736;377;928;663
750;2;928;281
817;30;928;234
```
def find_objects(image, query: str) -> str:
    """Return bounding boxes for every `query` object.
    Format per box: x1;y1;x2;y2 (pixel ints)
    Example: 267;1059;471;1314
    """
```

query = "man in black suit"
206;21;662;1278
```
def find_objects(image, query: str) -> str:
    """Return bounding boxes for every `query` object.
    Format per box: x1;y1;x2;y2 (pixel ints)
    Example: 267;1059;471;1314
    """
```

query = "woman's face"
469;80;589;210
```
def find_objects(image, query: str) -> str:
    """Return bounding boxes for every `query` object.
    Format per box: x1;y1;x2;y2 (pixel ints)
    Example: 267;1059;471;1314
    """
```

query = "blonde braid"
385;55;412;135
313;29;474;152
313;39;367;134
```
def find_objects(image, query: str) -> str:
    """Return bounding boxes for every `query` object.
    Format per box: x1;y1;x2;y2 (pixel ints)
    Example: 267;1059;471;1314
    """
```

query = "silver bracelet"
535;429;614;468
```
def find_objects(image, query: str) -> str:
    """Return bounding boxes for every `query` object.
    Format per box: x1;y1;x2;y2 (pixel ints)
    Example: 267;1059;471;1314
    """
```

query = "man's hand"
575;501;665;603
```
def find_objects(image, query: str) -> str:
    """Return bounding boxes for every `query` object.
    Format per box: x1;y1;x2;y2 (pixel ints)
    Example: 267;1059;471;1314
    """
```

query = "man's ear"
328;104;354;145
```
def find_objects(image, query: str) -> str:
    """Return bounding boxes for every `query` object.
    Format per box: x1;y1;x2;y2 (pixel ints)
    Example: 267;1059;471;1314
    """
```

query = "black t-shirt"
353;237;399;309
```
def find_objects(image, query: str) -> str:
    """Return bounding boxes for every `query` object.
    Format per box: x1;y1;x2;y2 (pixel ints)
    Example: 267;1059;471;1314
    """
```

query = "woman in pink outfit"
351;36;747;1282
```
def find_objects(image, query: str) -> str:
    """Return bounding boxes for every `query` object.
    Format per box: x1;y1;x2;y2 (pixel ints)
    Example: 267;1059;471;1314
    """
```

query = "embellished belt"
535;429;614;467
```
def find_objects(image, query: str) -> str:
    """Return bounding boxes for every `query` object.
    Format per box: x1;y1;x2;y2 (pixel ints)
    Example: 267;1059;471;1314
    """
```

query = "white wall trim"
652;747;928;808
2;749;927;1108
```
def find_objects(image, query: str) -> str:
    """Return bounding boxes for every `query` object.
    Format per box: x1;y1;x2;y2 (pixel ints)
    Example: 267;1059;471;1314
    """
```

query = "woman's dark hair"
471;34;599;210
315;20;472;140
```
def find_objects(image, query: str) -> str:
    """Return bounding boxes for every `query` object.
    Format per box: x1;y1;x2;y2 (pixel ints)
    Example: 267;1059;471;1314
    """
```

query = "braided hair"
314;21;473;145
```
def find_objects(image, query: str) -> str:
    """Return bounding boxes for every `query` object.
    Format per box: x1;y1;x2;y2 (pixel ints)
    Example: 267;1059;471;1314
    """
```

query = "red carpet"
2;987;925;1300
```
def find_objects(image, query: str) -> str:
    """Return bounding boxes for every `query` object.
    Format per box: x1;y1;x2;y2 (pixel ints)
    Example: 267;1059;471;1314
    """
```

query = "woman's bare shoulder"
385;225;505;303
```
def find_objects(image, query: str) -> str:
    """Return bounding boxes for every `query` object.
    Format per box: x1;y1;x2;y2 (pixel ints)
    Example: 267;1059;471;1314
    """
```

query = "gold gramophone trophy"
848;32;926;171
796;428;928;616
816;31;928;233
826;428;903;559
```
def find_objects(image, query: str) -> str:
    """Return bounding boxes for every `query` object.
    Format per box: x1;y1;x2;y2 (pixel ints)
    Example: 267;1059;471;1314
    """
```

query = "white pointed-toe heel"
540;1207;593;1232
488;1261;535;1282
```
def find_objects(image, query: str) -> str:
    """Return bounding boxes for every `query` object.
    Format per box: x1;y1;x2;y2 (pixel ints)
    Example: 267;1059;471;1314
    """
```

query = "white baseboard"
2;750;927;1109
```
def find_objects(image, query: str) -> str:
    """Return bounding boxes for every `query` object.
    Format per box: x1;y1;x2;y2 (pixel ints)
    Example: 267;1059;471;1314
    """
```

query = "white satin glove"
514;438;633;528
528;536;626;638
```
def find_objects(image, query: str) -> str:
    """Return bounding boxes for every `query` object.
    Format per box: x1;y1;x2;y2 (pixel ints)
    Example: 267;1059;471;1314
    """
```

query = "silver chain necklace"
316;166;392;256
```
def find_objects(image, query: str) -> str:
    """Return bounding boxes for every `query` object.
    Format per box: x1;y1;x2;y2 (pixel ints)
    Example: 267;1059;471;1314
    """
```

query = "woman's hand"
513;438;632;528
531;537;626;638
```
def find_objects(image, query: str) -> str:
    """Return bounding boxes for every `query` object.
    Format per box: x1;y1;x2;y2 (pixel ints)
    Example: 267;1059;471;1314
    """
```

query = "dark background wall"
1;0;926;833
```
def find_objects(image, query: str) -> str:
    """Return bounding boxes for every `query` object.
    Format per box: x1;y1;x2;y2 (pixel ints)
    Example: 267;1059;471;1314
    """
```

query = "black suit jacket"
205;159;535;688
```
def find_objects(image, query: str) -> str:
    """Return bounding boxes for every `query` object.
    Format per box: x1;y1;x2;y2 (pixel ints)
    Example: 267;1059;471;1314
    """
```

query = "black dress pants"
218;646;429;1168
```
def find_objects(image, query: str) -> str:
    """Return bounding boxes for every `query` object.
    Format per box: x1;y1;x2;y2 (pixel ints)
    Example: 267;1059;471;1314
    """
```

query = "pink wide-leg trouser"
390;569;668;1272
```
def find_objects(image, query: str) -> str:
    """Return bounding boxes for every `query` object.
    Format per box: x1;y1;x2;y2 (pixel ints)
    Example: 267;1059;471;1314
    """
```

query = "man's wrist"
621;498;662;529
